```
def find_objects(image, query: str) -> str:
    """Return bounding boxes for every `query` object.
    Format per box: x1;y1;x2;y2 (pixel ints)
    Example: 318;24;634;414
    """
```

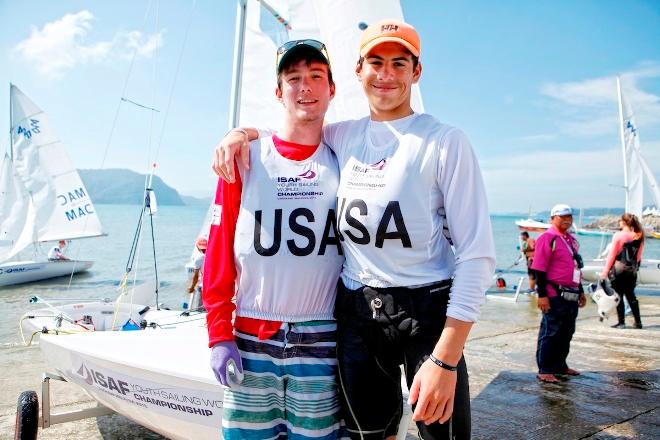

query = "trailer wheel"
15;391;38;440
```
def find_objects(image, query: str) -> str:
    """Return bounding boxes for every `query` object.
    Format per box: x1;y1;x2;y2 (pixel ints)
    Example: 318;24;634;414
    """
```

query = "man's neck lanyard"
558;235;580;268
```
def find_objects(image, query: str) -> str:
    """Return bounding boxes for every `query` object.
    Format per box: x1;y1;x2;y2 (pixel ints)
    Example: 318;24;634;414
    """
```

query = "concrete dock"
1;296;658;439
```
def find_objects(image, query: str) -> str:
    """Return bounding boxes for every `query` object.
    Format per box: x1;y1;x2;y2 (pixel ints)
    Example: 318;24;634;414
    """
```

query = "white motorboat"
40;327;224;440
515;218;550;232
582;258;660;285
0;260;93;287
0;84;104;286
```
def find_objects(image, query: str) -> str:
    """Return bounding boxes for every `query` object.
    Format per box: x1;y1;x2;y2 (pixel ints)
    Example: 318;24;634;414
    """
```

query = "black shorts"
334;280;471;440
526;258;536;279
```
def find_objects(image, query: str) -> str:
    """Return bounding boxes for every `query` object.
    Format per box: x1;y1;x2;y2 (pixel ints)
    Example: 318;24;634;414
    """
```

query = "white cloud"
539;64;660;138
482;141;660;213
13;10;163;79
516;133;557;143
541;76;617;107
116;30;164;59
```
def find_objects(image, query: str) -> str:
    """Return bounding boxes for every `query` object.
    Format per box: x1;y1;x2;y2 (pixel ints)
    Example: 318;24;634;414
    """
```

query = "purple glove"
210;341;244;387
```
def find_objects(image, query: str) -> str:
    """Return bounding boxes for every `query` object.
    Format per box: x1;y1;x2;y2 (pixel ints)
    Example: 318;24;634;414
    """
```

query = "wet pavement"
1;296;658;439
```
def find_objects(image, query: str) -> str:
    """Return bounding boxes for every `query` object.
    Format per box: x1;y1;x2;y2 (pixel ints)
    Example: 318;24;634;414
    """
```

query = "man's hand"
210;341;244;387
408;358;457;425
578;293;587;308
212;130;251;183
537;296;550;313
187;286;195;294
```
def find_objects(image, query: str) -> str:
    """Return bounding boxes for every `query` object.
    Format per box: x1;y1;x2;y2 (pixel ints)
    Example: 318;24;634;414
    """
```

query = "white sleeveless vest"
234;137;343;322
333;114;457;288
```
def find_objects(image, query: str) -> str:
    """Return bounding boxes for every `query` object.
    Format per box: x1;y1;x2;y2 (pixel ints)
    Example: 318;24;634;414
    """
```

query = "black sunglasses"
276;39;330;71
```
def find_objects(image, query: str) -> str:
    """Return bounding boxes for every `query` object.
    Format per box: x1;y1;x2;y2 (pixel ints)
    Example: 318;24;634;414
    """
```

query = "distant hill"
79;168;185;205
536;207;625;218
181;194;212;206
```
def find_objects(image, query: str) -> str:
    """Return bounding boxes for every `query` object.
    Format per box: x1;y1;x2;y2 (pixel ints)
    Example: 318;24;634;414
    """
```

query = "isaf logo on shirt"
276;169;321;200
352;158;387;174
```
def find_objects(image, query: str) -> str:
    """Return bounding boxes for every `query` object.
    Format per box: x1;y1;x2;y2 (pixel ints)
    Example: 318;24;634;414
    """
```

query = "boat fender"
591;279;619;321
122;319;142;331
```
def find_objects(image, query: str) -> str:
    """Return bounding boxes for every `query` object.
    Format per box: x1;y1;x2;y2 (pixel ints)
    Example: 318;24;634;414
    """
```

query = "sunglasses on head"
276;39;330;70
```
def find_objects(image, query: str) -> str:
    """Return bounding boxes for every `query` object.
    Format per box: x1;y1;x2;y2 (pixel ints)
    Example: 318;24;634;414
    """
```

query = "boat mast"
228;0;248;130
616;76;629;212
8;83;13;161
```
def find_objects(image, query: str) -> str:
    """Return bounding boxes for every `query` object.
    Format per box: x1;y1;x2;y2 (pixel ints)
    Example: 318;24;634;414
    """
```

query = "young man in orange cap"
213;19;495;440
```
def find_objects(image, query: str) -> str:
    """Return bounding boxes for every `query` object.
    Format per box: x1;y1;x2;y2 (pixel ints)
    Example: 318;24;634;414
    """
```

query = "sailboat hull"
575;228;614;237
0;260;93;286
40;328;224;440
582;259;660;285
20;301;205;335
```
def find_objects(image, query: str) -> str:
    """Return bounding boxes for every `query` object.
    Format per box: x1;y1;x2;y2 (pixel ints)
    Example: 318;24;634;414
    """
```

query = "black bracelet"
428;354;457;372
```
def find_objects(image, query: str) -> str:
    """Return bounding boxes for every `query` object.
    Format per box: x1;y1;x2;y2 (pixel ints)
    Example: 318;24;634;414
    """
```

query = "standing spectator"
531;204;586;383
600;213;644;329
520;231;536;291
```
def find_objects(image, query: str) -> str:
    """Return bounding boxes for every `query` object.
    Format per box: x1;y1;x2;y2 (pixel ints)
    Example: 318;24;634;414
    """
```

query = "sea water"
1;206;659;348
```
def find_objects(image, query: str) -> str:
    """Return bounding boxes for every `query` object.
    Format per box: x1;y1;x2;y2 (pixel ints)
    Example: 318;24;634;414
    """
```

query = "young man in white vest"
212;20;495;440
202;41;345;438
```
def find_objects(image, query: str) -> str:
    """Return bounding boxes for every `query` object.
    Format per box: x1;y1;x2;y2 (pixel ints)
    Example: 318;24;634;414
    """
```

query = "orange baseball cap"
359;19;420;57
196;237;208;250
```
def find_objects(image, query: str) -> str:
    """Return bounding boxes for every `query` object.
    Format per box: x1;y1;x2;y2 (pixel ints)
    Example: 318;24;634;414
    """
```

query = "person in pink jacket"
600;213;645;329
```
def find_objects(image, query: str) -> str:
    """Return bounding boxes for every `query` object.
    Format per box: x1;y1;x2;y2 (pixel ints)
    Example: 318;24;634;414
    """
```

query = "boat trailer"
15;372;114;440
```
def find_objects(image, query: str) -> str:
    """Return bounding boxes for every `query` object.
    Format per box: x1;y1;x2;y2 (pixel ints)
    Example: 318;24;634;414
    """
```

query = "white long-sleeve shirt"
323;113;495;322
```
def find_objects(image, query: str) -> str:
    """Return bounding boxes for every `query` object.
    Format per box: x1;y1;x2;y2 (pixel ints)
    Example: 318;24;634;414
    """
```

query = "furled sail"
9;84;104;244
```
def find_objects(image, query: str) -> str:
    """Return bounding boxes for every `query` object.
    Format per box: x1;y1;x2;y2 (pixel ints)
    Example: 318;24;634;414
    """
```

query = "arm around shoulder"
213;127;272;182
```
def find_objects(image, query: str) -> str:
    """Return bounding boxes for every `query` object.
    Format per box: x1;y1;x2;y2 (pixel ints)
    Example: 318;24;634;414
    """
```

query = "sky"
1;0;659;214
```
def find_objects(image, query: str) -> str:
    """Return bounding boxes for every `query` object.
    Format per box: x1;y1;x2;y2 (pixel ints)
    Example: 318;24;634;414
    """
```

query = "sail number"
16;119;41;139
58;187;95;221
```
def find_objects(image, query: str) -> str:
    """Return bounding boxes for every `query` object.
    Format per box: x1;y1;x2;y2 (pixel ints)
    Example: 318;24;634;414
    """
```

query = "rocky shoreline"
585;214;660;231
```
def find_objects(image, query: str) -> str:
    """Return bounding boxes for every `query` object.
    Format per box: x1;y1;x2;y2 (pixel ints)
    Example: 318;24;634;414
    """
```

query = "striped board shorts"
222;320;346;440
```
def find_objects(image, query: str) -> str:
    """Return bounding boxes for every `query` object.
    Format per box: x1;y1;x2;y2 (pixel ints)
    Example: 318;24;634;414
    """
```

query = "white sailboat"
1;84;104;286
582;77;660;284
21;1;417;438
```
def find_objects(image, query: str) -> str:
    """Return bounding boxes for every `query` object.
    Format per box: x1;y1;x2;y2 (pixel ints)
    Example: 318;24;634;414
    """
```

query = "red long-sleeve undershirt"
203;135;320;347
